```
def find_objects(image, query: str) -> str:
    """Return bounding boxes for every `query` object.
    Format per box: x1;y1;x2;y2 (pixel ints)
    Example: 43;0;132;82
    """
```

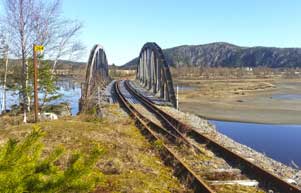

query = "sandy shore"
176;78;301;124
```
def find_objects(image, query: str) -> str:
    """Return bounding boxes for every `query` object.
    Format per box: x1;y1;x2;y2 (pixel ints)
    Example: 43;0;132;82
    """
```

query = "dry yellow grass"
176;79;276;100
0;105;188;193
174;78;301;124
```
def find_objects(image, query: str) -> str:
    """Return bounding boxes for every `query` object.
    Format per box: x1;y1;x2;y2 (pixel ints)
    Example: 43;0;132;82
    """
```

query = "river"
211;120;301;168
0;78;81;116
2;79;301;168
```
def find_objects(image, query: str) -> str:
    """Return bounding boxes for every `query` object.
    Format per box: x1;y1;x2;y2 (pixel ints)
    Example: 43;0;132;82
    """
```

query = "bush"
0;126;103;193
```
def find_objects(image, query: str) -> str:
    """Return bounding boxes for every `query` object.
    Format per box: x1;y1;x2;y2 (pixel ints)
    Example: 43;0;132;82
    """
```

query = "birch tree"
0;30;9;113
1;0;83;122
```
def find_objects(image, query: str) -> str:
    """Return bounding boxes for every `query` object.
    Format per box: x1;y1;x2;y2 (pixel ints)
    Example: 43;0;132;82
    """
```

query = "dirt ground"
175;78;301;124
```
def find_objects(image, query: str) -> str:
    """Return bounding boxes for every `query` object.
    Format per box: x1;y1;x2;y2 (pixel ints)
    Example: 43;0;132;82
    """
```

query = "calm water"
0;78;81;115
53;79;81;115
211;120;301;167
272;94;301;100
178;85;195;91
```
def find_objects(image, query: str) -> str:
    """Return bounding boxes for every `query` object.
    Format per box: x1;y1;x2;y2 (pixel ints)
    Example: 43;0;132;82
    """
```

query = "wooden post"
176;85;179;110
33;44;39;122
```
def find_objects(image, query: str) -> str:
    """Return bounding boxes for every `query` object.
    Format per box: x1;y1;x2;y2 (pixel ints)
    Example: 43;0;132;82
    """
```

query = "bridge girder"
83;44;110;99
137;42;176;107
79;44;110;114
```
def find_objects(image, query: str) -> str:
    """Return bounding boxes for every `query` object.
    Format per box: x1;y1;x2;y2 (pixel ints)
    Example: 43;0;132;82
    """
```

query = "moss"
153;139;164;151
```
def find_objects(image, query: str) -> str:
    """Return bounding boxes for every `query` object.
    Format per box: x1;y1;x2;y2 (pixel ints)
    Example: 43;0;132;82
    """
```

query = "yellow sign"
34;45;44;52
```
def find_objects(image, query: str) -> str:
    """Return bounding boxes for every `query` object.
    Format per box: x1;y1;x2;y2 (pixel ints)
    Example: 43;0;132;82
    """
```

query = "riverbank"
158;106;301;188
0;77;81;116
176;78;301;124
211;120;301;167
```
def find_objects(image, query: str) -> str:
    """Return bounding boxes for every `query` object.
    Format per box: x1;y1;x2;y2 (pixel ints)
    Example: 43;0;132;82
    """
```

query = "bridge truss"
136;42;177;107
79;44;110;112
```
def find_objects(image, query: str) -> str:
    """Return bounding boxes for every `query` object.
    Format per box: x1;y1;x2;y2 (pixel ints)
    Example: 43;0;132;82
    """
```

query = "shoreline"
159;105;301;187
180;101;301;125
133;79;301;187
176;78;301;125
194;114;301;125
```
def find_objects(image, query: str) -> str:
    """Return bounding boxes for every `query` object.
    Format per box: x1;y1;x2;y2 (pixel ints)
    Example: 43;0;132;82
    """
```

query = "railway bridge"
136;42;176;107
78;42;301;193
79;44;110;112
80;42;177;112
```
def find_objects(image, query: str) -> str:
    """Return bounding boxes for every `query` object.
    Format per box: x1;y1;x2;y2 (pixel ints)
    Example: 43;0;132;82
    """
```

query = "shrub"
0;126;103;193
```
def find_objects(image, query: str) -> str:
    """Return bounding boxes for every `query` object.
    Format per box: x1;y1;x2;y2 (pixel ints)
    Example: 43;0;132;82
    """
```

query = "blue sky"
2;0;301;65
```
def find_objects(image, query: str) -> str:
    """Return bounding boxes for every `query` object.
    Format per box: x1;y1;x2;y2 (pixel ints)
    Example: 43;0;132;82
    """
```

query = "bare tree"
0;29;9;113
47;21;83;74
1;0;83;122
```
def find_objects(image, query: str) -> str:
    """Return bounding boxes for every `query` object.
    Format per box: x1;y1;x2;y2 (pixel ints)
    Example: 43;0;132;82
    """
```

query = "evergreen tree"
0;126;103;192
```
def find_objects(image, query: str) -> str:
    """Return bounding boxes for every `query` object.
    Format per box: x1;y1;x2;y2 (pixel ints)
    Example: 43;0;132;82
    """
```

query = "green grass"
0;126;103;193
0;105;188;193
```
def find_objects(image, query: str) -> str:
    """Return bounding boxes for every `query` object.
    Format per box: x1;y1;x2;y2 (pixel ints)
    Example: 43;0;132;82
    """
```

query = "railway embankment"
160;106;301;188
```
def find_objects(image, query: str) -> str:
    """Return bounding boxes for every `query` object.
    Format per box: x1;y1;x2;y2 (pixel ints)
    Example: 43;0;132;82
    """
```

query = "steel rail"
126;80;191;134
124;81;208;155
114;80;215;193
125;80;301;193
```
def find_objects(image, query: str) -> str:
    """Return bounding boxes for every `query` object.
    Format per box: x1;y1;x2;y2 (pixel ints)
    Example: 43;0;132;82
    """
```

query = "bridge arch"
84;44;110;98
137;42;176;107
80;44;110;112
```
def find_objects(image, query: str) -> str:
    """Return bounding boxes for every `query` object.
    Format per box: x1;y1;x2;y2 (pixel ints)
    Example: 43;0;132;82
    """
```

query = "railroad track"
114;80;301;193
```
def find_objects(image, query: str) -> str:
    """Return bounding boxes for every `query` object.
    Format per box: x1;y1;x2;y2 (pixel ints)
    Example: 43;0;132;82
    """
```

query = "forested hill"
122;42;301;69
1;59;85;68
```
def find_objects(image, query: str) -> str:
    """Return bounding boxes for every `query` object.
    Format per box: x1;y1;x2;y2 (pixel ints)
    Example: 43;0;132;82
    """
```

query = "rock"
285;178;297;185
101;159;121;174
39;112;58;121
42;102;71;117
130;78;301;189
210;180;259;186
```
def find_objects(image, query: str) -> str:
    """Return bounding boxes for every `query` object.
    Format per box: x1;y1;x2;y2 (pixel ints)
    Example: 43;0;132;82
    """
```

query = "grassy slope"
0;105;187;193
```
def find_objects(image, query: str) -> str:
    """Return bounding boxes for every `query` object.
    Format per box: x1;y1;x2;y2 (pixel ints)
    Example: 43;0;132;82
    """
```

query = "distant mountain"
2;59;85;69
122;42;301;69
55;59;85;67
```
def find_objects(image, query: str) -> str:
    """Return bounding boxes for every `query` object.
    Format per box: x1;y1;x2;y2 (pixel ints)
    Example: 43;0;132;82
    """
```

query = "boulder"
42;102;71;117
39;112;58;121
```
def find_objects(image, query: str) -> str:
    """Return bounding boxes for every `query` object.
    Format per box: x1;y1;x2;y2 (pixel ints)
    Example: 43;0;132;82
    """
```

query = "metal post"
33;44;39;122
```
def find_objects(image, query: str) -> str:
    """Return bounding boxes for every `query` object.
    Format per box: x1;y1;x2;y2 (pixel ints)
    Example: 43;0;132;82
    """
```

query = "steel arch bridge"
136;42;177;107
79;44;110;112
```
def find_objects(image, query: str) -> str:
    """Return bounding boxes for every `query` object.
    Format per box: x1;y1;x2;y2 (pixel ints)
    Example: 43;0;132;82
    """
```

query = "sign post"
176;84;179;110
33;44;44;122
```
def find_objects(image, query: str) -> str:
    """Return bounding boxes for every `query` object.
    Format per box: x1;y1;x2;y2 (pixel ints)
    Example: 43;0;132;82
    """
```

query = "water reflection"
211;120;301;167
53;78;81;115
0;78;81;116
0;88;20;111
